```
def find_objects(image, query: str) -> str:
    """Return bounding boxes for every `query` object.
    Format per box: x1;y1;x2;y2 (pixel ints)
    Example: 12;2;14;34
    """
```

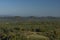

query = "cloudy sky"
0;0;60;17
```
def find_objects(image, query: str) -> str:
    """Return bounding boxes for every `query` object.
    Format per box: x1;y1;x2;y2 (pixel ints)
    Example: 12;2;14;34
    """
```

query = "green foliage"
0;20;60;40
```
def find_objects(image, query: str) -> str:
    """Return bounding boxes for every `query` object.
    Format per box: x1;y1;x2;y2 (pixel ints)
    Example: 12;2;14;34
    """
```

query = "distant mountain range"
0;16;60;22
0;16;60;19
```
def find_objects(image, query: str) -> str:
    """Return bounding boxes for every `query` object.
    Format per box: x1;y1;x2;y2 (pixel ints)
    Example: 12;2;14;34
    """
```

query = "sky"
0;0;60;17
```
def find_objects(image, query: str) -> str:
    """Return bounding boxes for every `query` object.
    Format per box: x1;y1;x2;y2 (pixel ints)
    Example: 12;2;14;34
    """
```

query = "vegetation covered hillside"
0;16;60;40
